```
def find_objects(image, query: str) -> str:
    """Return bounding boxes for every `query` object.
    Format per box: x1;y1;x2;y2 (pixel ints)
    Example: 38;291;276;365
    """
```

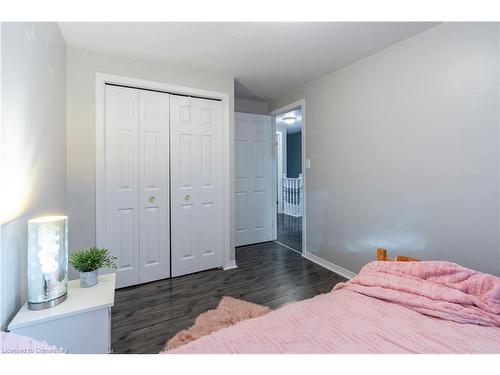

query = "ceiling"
58;22;438;101
276;109;302;134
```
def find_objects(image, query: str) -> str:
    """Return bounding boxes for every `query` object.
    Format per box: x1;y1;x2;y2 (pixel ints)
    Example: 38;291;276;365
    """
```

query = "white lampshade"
27;216;68;310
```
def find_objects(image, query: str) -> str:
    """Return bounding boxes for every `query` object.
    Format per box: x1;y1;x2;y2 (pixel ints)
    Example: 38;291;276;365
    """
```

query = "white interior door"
235;112;276;247
105;85;140;287
170;95;224;277
105;85;170;288
138;90;170;283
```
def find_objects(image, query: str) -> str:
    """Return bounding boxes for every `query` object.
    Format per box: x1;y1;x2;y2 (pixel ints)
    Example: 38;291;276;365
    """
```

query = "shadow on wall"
0;22;67;330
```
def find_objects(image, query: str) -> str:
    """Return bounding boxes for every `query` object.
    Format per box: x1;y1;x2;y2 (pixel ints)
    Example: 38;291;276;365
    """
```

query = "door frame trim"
95;72;233;272
276;131;283;214
269;99;306;254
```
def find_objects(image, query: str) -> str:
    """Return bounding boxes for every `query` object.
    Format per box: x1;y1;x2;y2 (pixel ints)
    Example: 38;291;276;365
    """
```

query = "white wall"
1;23;67;329
270;23;500;276
66;47;235;279
235;97;268;114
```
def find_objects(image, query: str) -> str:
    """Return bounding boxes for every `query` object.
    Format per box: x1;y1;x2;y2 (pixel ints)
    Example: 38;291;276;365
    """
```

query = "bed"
165;249;500;354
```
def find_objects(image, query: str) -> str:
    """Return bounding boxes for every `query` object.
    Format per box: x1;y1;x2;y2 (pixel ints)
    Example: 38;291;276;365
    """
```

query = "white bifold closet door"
170;95;224;277
104;85;170;288
234;112;275;247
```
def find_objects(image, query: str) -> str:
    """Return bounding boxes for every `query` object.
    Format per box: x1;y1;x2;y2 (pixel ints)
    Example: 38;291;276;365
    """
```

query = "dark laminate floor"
277;213;302;252
111;241;345;354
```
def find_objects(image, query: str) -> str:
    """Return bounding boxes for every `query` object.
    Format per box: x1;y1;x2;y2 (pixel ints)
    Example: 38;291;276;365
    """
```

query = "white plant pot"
80;270;98;288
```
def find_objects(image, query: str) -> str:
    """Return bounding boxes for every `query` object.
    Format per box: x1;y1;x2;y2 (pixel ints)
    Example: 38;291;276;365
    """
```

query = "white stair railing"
282;174;303;217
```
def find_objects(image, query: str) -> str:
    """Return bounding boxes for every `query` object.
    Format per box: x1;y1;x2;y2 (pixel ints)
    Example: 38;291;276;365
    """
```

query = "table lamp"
27;216;68;310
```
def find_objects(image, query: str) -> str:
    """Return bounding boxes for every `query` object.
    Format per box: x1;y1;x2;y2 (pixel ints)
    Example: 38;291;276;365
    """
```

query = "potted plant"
69;247;117;288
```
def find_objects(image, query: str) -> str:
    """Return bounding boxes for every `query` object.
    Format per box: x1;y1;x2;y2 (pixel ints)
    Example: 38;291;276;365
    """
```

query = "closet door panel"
138;90;170;283
234;119;252;244
105;85;140;288
198;100;224;271
170;96;223;277
115;208;136;269
174;204;198;276
170;96;199;276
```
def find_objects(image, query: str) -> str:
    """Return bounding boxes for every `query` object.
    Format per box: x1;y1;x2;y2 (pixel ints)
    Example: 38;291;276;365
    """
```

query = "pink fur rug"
163;296;272;351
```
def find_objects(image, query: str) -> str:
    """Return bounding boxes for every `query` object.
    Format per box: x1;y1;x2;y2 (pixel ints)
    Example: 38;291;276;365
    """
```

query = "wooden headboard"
376;248;420;262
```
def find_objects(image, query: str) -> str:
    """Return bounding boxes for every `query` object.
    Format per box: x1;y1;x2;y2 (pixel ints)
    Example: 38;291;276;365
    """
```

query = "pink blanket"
333;261;500;327
166;262;500;354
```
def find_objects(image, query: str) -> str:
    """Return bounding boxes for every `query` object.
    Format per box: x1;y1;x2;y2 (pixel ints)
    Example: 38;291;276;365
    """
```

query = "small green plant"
69;247;117;273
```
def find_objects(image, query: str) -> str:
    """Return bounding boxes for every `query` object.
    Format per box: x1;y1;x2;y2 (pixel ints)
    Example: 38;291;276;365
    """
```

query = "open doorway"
234;99;305;255
272;105;304;253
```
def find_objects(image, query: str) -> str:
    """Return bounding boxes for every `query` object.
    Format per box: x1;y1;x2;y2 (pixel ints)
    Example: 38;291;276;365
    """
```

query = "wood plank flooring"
277;213;302;251
111;241;345;354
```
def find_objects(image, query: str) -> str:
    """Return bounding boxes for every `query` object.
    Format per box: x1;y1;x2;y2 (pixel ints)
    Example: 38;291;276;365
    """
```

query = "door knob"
148;196;156;203
184;194;191;201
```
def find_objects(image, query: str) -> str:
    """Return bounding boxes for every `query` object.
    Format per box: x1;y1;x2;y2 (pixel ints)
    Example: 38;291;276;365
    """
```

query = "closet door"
138;90;170;283
234;112;275;246
104;86;171;288
105;85;140;288
170;95;224;277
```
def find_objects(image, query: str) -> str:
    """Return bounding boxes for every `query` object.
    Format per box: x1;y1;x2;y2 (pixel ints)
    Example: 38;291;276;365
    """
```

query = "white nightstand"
8;273;115;354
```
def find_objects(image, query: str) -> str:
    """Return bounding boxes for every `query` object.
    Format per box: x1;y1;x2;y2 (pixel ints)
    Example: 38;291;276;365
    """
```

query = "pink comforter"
333;261;500;327
167;261;500;354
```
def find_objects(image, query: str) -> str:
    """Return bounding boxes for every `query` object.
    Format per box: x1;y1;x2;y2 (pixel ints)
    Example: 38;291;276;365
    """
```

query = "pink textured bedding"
333;260;500;327
166;261;500;354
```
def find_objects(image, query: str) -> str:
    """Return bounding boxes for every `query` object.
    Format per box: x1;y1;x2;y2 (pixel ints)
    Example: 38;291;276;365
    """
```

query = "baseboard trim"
302;252;357;279
223;260;237;271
